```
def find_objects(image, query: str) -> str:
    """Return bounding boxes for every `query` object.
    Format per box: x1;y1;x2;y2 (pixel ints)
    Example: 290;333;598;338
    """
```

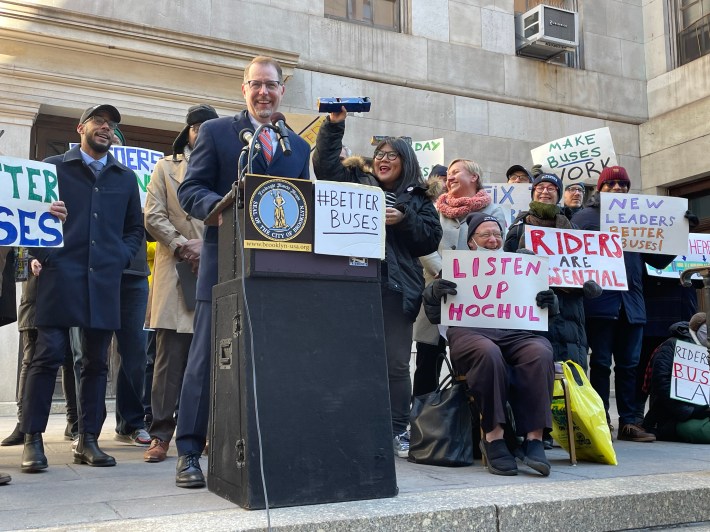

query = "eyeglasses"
474;232;503;240
245;80;282;91
189;124;201;132
602;180;629;189
508;174;530;183
566;186;584;194
535;185;558;194
85;115;118;130
374;150;400;161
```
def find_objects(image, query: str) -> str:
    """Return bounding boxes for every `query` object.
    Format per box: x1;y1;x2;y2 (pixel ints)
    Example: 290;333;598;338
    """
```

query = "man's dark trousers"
21;327;112;435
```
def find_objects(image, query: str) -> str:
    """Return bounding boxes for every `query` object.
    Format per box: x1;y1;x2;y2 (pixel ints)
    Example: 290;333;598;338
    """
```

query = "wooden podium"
206;180;398;509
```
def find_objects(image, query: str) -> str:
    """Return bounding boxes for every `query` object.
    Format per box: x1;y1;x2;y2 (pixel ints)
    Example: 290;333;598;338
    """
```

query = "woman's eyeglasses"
374;150;399;161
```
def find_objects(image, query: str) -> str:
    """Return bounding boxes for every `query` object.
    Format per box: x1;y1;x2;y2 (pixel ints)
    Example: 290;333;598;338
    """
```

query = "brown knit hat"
689;312;707;347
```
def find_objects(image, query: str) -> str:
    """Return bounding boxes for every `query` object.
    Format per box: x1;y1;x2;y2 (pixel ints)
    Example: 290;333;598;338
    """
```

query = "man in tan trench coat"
142;104;218;462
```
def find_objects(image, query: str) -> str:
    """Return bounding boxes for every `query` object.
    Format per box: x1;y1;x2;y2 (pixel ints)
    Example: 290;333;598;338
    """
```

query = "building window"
514;0;570;11
676;0;710;65
325;0;400;31
669;177;710;233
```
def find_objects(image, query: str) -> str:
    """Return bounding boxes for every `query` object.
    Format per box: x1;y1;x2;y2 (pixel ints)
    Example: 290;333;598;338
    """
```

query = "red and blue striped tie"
259;129;273;163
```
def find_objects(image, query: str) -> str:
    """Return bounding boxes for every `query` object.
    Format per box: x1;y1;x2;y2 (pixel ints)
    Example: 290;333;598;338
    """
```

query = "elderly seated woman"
423;212;557;476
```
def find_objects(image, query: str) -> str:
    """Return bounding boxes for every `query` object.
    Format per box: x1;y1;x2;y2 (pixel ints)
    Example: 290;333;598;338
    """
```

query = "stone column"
0;98;39;411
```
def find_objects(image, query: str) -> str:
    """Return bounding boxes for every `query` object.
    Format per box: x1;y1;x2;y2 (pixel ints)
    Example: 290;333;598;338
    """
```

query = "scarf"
525;201;570;228
436;190;491;219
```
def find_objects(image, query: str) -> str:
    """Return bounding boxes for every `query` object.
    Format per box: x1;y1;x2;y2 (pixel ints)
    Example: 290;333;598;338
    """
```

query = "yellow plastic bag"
550;361;617;465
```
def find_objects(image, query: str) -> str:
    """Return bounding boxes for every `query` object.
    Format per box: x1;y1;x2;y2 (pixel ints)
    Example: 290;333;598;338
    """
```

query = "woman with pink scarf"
413;159;506;396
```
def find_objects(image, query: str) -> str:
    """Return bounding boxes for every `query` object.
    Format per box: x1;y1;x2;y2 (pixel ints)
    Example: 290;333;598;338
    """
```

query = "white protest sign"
600;192;689;255
671;339;710;406
314;181;385;259
525;226;628;290
440;250;549;331
646;234;710;279
413;138;444;179
530;127;617;186
484;182;535;227
0;156;63;247
70;144;163;206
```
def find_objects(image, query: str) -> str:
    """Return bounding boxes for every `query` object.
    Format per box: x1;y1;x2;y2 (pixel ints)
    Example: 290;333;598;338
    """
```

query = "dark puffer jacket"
642;322;710;441
504;206;588;368
571;194;675;324
312;118;442;320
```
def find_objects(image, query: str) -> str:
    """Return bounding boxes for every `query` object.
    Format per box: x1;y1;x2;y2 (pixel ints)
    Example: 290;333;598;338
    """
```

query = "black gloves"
431;279;457;302
531;164;543;178
685;210;699;230
583;280;603;299
535;289;559;316
423;279;458;325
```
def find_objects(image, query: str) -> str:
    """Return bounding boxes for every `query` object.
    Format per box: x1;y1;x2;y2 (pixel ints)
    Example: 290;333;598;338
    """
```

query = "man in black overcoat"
20;104;143;471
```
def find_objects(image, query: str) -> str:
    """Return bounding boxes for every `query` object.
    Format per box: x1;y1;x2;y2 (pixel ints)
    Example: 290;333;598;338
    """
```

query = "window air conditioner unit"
515;5;578;61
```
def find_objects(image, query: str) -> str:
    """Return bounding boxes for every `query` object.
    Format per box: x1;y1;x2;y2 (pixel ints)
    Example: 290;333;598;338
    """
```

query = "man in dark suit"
20;104;143;472
175;56;311;488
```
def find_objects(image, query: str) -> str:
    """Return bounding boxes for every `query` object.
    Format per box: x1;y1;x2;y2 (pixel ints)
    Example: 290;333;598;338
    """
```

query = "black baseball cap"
79;104;121;125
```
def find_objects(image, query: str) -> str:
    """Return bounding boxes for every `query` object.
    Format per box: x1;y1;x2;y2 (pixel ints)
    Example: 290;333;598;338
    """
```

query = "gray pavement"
1;411;710;531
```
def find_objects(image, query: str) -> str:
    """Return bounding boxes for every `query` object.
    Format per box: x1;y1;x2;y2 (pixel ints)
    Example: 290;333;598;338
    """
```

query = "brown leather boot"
143;438;169;463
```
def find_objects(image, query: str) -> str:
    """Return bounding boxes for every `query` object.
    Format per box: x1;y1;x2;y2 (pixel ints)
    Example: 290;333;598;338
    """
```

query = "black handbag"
408;358;474;467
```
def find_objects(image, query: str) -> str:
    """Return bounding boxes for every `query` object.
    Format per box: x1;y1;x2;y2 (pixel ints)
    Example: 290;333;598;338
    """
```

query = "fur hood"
342;155;373;174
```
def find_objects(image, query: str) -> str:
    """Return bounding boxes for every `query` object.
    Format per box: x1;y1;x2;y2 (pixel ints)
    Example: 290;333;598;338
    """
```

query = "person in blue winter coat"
571;166;679;442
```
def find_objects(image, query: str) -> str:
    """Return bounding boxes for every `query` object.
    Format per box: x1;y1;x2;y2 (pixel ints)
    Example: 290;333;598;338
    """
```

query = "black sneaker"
521;439;551;476
479;439;518;476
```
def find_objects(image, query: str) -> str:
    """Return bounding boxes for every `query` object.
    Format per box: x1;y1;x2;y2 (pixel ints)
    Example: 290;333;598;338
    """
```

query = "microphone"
239;128;255;146
270;112;292;156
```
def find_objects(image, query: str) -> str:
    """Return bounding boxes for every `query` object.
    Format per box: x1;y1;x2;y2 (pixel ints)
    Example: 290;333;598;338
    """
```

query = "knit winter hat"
531;173;562;198
596;166;630;191
466;212;503;243
689;312;708;347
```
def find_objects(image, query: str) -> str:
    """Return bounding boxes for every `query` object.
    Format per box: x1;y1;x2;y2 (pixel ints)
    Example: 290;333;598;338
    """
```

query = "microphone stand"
237;123;278;208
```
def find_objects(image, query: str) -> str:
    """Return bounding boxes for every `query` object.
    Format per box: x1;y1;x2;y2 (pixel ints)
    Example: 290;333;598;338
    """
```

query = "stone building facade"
0;0;708;406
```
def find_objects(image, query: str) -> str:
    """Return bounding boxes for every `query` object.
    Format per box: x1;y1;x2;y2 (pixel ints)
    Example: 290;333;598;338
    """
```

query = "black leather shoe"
64;421;78;441
73;433;116;467
1;423;24;446
176;453;205;488
21;433;48;472
0;471;11;485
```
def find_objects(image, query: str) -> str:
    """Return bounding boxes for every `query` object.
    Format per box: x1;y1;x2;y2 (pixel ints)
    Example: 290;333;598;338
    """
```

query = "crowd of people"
0;54;708;488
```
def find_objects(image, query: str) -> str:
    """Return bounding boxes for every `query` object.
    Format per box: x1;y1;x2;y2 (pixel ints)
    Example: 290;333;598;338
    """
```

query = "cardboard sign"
530;127;617;185
0;156;64;247
484;182;535;227
646;234;710;279
314;181;385;259
298;116;326;151
600;192;689;255
440;250;549;331
244;174;313;252
70;144;163;206
671;339;710;406
413;138;445;179
525;226;628;290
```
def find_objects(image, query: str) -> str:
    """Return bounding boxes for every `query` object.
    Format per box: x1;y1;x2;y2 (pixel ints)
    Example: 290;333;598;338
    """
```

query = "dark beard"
86;135;111;154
